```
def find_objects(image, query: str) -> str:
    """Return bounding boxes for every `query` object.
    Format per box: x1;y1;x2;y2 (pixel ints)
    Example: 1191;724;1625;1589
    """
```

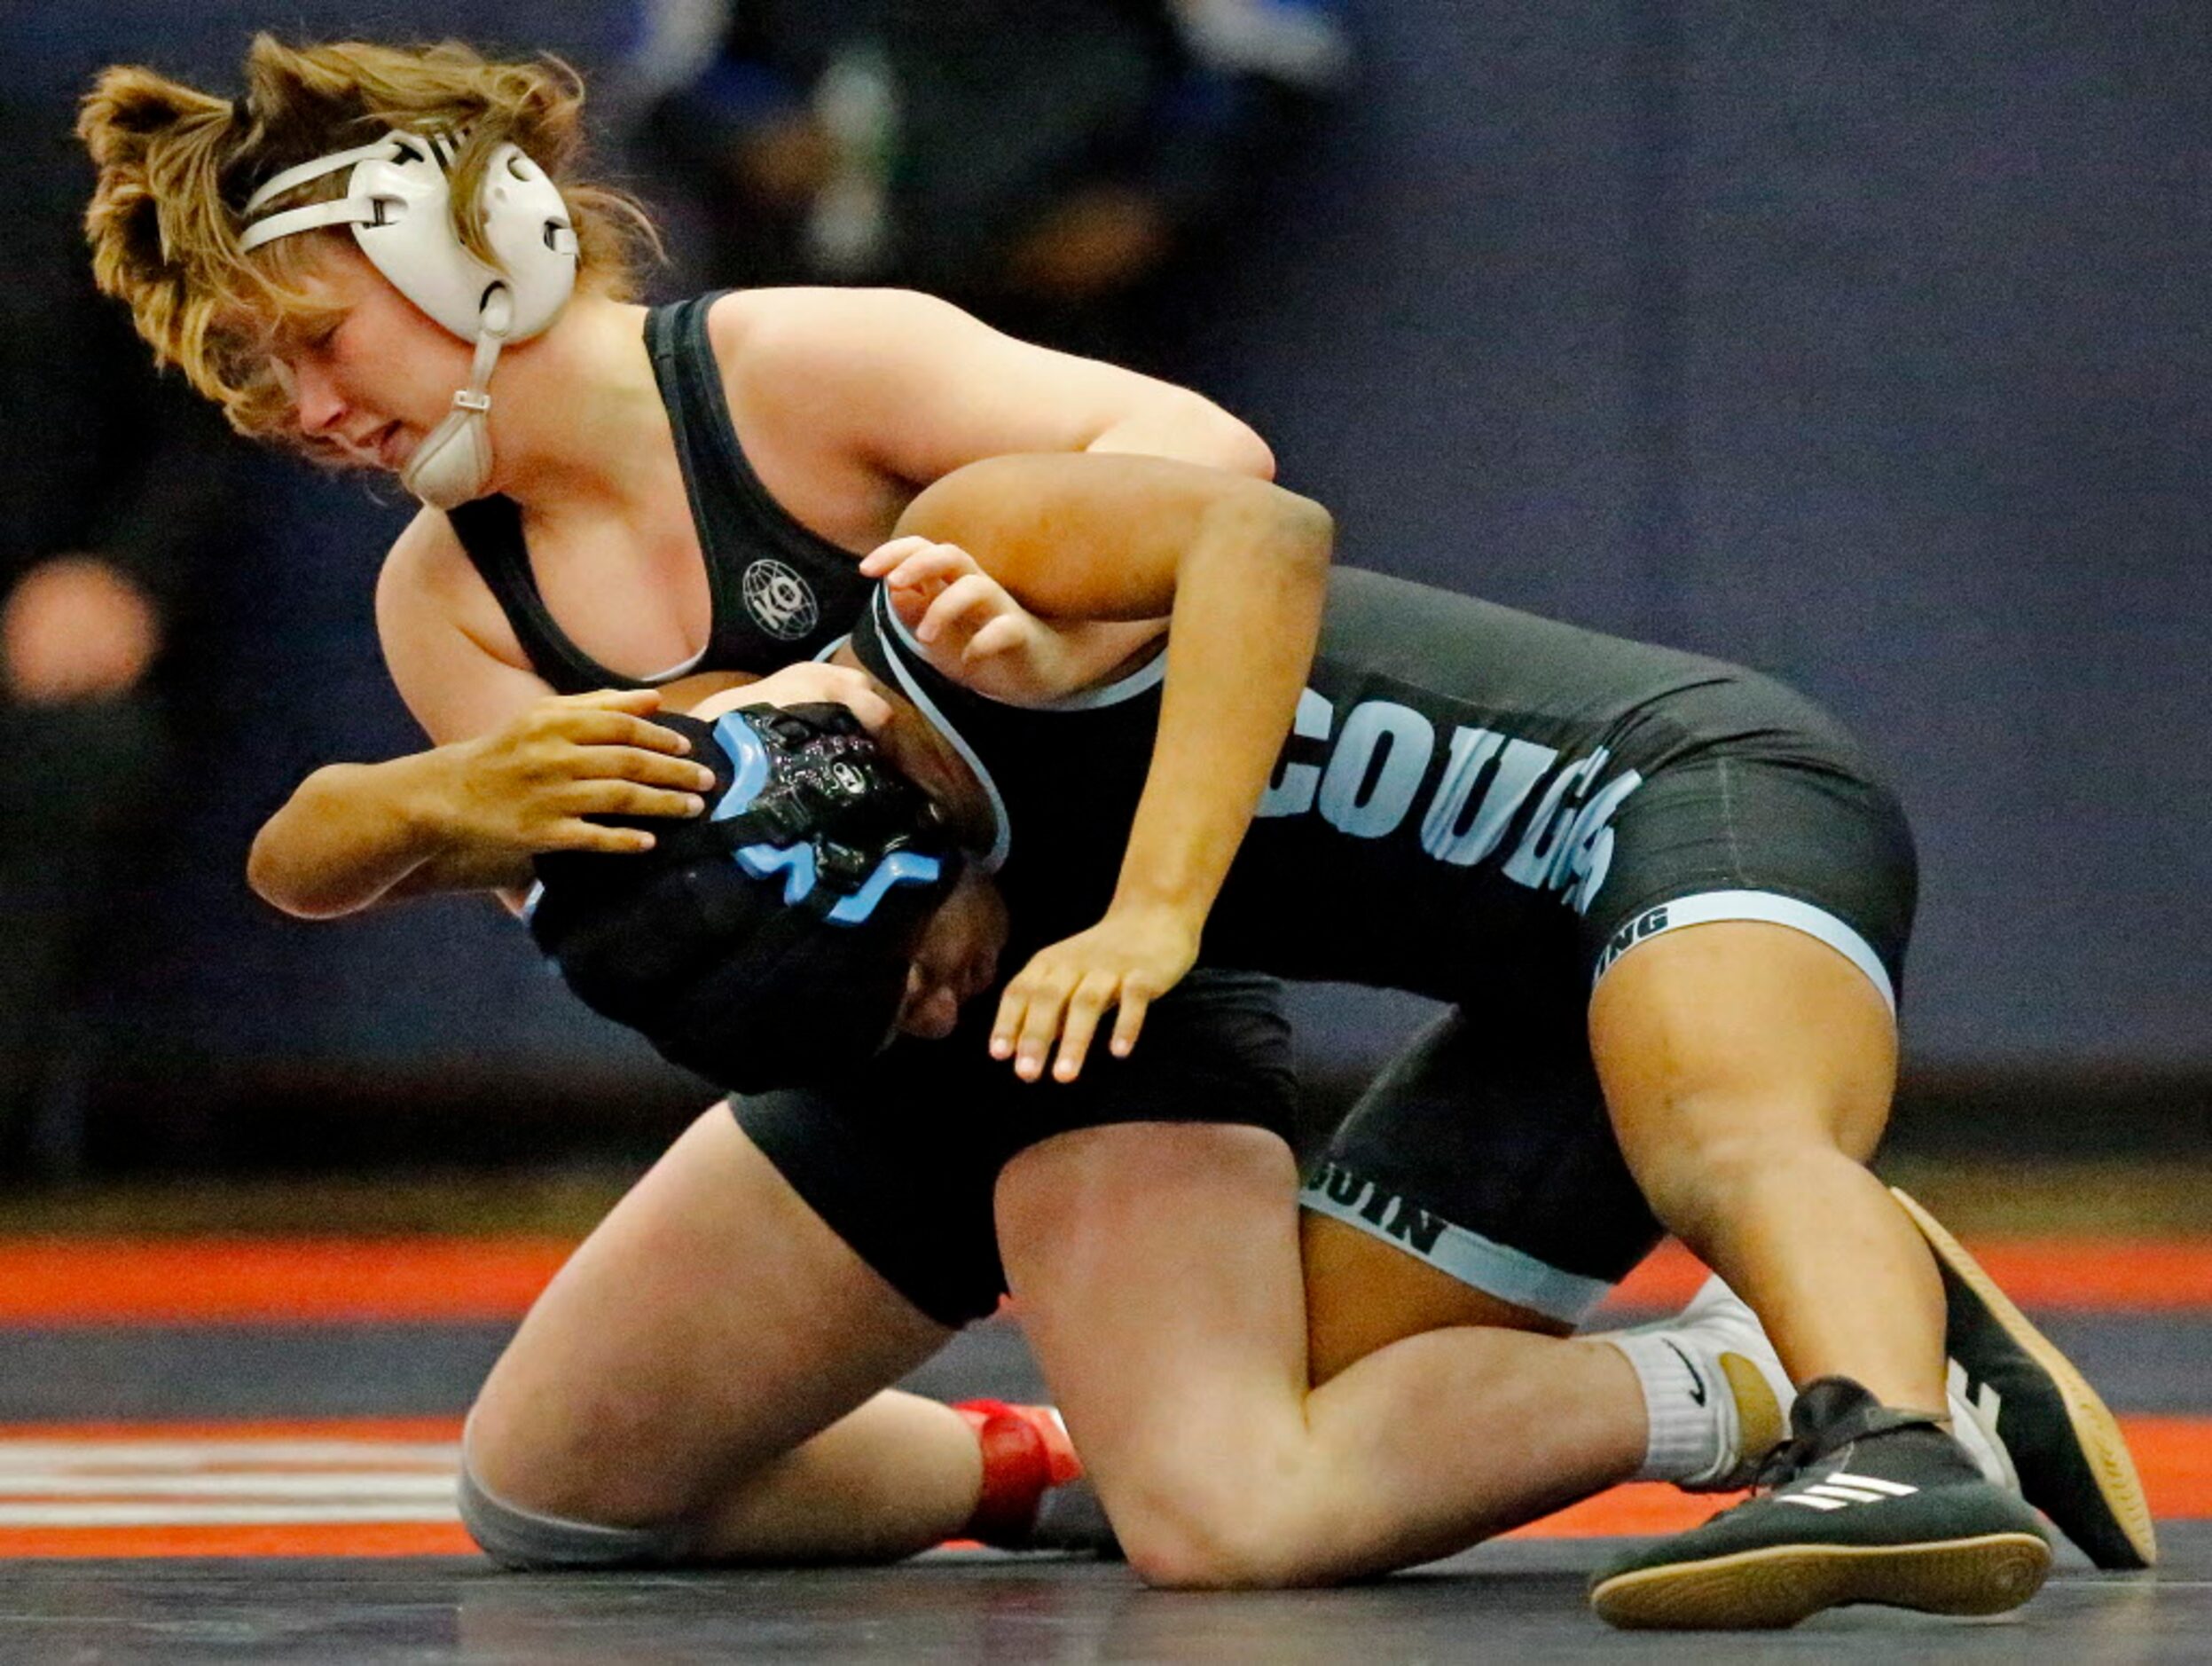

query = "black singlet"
850;566;1895;1002
445;293;875;692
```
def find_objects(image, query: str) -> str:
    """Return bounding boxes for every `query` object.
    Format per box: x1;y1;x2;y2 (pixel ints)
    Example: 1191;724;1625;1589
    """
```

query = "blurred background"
3;0;2206;1201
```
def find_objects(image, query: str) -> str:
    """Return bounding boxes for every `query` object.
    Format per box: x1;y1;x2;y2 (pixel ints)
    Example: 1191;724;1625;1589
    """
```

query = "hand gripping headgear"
239;130;579;507
527;705;961;1092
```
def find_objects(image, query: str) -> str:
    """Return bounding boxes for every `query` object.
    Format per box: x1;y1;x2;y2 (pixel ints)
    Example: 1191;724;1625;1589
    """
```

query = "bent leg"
996;1122;1646;1587
1592;919;1944;1411
466;1105;980;1563
1302;1212;1569;1386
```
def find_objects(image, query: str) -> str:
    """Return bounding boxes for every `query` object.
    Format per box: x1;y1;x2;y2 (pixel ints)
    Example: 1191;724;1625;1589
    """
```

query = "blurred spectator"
0;89;244;1176
624;0;1346;351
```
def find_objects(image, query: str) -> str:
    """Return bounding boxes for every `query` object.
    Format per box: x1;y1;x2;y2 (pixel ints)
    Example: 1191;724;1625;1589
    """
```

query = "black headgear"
528;703;959;1092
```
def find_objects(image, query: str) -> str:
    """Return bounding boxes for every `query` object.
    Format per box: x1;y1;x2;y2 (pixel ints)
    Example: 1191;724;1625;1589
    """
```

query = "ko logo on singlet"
1256;690;1643;915
741;559;820;641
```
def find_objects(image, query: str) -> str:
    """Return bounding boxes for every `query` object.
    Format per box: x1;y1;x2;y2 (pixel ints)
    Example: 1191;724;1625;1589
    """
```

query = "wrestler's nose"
290;359;348;436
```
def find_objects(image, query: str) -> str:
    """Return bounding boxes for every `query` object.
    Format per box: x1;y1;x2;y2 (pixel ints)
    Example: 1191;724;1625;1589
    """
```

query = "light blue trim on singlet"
867;590;1011;874
874;583;1166;712
1591;888;1896;1015
1298;1175;1614;1325
1031;645;1166;710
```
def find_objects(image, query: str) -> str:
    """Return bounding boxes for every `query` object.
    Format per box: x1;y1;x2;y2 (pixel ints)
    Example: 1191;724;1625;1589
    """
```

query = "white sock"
1603;1327;1725;1482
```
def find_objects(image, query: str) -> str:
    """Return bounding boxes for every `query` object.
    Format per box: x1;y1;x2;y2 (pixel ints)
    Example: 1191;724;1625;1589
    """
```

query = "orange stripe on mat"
0;1234;2203;1325
0;1523;475;1558
0;1239;577;1325
0;1417;464;1442
1611;1238;2212;1312
0;1415;2202;1559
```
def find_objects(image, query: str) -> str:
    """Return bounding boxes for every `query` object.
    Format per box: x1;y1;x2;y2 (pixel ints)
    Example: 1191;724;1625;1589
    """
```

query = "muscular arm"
722;288;1275;685
895;453;1333;1076
724;287;1275;489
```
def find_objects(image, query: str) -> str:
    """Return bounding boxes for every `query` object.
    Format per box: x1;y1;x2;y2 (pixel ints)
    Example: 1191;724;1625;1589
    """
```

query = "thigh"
1304;1007;1665;1340
741;967;1300;1327
1301;1215;1567;1386
994;1121;1311;1535
1591;916;1899;1183
467;1104;953;1522
1581;746;1915;1183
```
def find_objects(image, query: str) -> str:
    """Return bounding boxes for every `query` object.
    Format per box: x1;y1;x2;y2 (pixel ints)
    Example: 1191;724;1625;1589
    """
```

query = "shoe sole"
1590;1531;2051;1630
1890;1186;2159;1569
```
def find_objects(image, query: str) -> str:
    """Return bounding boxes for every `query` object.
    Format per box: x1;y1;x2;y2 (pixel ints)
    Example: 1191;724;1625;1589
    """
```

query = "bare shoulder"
374;510;479;632
708;287;976;382
373;510;539;743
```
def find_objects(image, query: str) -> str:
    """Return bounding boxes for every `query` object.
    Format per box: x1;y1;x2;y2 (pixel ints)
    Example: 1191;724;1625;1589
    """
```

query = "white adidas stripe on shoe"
1776;1472;1921;1510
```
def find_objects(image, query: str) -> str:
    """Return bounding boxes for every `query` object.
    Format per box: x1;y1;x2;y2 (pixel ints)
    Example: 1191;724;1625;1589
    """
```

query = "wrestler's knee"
1119;1510;1312;1591
1625;1118;1861;1246
458;1395;701;1570
1105;1459;1329;1591
457;1436;699;1570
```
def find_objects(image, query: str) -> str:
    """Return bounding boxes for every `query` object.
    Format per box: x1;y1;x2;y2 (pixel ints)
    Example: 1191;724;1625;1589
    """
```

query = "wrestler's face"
271;241;478;472
893;869;1008;1041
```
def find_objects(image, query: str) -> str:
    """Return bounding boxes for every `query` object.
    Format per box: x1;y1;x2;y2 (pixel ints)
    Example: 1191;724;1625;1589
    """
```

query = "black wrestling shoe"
1589;1377;2051;1631
1892;1186;2159;1570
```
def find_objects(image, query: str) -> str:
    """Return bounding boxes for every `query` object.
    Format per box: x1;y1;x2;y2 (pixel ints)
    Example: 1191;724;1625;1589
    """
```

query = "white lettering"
1257;687;1335;818
1318;701;1435;839
1557;768;1643;912
1420;728;1558;867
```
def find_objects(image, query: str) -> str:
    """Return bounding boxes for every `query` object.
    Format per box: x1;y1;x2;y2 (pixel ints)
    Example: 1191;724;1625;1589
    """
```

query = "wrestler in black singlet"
446;294;875;689
451;293;1296;1328
841;565;1918;1324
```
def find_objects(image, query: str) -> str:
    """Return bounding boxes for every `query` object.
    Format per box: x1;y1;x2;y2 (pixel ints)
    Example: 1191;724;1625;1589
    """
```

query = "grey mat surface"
0;1529;2200;1664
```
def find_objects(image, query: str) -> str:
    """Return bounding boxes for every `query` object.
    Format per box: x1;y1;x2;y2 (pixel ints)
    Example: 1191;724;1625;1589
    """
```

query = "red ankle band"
953;1400;1080;1547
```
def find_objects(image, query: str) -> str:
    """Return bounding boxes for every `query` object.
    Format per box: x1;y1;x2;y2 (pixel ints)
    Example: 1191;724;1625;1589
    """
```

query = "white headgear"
239;130;580;508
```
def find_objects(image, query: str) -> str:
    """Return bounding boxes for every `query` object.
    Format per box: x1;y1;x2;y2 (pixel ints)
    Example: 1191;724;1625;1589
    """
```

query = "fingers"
859;535;937;578
543;818;657;854
1049;971;1125;1083
556;777;708;821
545;708;696;754
962;613;1027;664
875;543;988;626
917;572;1011;648
991;967;1126;1083
568;745;718;794
563;686;663;714
864;537;975;583
991;978;1051;1081
1108;984;1153;1061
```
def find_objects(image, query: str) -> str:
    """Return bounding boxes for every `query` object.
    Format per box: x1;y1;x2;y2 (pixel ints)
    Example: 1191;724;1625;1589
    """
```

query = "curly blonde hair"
80;35;661;443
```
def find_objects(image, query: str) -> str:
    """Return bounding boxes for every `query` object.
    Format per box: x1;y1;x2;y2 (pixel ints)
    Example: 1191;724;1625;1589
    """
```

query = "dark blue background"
19;3;2208;1094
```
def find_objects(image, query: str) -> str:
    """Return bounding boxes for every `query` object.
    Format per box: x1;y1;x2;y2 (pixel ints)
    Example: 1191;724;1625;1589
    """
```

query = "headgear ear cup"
240;133;577;339
239;131;578;506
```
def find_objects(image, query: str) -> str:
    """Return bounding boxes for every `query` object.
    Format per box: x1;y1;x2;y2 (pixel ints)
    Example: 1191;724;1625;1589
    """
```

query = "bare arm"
246;517;714;919
723;288;1275;686
721;287;1275;489
893;452;1333;1080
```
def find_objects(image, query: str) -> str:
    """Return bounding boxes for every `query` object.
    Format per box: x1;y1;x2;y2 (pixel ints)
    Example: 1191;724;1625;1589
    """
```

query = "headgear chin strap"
239;130;578;507
400;290;511;510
